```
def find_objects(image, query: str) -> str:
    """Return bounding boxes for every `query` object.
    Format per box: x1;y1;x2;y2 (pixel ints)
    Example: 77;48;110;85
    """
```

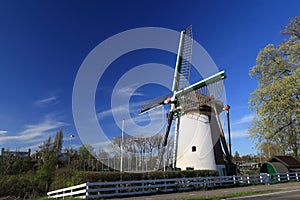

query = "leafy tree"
53;129;63;154
249;16;300;157
36;136;58;192
233;151;240;162
260;141;283;159
36;130;66;192
78;144;94;160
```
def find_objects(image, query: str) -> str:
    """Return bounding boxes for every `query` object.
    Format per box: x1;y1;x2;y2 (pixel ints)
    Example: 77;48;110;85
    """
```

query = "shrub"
0;173;42;198
47;168;218;193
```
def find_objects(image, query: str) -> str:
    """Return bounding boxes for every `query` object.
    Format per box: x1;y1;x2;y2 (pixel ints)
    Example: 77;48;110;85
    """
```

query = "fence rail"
47;172;300;199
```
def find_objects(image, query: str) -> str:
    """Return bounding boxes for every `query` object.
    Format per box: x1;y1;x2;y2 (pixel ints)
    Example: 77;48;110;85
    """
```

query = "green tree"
53;129;63;154
261;141;283;159
78;144;94;160
249;16;300;158
36;136;57;192
36;130;66;193
233;151;240;162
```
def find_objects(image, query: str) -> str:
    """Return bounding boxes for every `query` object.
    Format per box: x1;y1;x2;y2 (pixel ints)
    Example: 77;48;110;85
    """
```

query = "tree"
36;136;58;192
53;129;63;154
78;144;94;160
36;130;66;193
110;136;122;157
249;16;300;158
233;151;240;162
147;134;163;169
260;141;283;159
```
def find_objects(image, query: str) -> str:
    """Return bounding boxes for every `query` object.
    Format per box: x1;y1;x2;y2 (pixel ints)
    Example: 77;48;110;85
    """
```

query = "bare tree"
147;134;163;169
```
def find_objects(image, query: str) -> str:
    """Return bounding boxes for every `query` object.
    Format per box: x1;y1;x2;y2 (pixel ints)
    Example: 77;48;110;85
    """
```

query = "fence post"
164;179;167;192
261;173;269;185
233;175;236;184
86;182;89;198
287;172;290;181
259;174;263;183
142;181;145;193
247;176;250;184
296;172;299;181
277;174;281;182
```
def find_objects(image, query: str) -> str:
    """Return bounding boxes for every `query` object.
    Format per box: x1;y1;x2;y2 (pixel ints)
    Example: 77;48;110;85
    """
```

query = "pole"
120;119;124;172
226;105;232;158
135;146;137;171
69;134;75;166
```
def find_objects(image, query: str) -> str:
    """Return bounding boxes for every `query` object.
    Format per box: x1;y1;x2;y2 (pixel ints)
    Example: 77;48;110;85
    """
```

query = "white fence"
47;172;300;199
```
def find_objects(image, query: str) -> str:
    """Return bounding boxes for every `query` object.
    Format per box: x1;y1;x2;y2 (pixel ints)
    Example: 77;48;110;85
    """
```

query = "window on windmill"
192;146;196;152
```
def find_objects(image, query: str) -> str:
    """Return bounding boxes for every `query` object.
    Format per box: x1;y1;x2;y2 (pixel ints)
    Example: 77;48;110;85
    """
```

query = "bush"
46;168;218;193
0;173;43;198
50;168;77;190
0;168;217;197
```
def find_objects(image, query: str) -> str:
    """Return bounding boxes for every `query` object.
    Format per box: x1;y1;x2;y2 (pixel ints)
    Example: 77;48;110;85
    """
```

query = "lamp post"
70;134;75;149
69;134;75;166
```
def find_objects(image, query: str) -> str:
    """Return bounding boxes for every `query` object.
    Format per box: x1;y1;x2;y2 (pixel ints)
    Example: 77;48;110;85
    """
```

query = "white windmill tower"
140;25;235;175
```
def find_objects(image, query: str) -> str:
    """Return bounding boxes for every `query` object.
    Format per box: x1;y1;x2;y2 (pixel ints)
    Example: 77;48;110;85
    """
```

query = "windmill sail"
175;71;226;96
140;93;171;114
140;25;193;115
172;25;193;92
176;70;226;112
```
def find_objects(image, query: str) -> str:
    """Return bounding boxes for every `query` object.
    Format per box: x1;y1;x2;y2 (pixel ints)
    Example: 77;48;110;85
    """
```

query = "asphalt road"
117;182;300;200
226;188;300;200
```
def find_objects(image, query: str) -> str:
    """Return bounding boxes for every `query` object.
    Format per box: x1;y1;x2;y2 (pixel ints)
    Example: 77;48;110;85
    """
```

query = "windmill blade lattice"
177;25;193;90
140;93;171;114
140;25;194;115
177;76;225;114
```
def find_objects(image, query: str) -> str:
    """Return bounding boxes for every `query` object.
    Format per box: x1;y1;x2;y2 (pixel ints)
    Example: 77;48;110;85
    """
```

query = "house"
1;148;31;161
260;156;300;174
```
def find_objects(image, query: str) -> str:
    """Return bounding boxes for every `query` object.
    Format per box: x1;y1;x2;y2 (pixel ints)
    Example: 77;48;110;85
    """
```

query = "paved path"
226;188;300;200
115;182;300;200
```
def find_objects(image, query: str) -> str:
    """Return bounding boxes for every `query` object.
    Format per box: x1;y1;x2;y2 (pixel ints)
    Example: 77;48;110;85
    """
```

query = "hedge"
0;169;218;197
50;169;218;190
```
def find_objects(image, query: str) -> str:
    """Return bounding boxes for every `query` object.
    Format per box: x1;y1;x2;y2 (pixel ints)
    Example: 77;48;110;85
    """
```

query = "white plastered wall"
176;112;217;170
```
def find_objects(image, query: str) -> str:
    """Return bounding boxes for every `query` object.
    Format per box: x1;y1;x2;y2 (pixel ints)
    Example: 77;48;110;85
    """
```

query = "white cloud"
35;96;58;106
115;84;144;97
0;130;7;134
97;102;166;138
233;114;253;125
97;100;145;120
131;107;165;124
97;105;128;120
231;129;249;138
0;119;67;144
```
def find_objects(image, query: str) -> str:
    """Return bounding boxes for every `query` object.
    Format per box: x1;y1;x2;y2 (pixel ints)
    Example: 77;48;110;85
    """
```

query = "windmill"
140;25;236;175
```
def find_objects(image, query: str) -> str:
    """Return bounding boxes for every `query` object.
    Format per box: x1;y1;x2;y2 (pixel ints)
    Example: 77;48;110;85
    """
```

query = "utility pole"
120;119;124;172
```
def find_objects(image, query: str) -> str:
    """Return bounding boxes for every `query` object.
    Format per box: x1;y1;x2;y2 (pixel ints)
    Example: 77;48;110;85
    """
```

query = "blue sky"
0;0;299;155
